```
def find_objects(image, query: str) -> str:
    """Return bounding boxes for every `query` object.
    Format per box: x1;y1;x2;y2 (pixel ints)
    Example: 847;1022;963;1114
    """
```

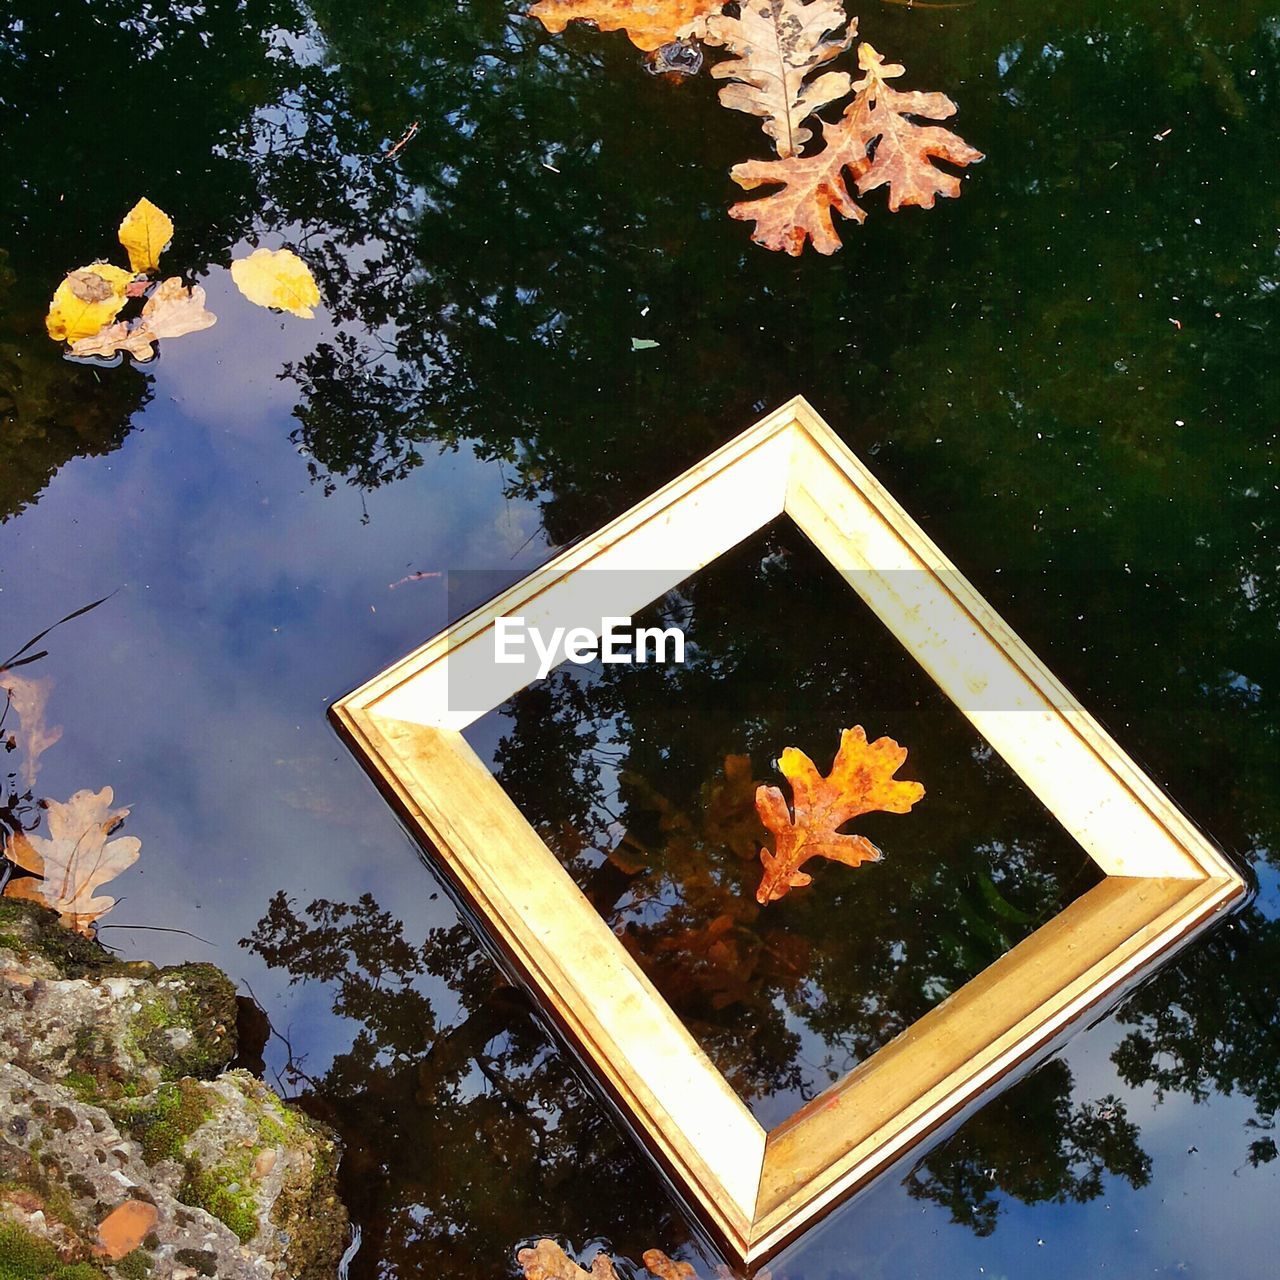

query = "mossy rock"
0;899;150;980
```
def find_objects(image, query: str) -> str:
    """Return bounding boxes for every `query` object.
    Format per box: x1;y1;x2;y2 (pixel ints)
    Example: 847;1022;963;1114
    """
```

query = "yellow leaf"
230;247;320;318
117;197;174;273
45;263;132;344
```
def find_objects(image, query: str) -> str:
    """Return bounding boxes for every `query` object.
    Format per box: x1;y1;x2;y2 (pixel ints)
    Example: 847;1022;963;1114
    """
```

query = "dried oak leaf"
2;787;141;935
230;246;320;318
518;1239;619;1280
703;0;854;158
730;42;983;254
117;197;174;273
45;262;133;343
754;725;923;904
70;277;219;362
68;321;158;363
141;276;218;339
527;0;723;51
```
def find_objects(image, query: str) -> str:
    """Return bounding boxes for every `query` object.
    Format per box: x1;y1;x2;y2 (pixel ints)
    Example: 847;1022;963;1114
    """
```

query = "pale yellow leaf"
141;277;218;339
117;197;174;273
45;263;133;344
1;787;141;935
230;247;320;318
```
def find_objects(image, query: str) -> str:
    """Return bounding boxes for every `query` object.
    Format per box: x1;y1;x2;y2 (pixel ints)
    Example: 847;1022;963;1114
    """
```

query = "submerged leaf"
704;0;854;158
0;670;63;787
45;263;133;343
755;725;923;903
117;197;174;273
2;786;141;935
527;0;723;51
231;246;320;318
730;41;982;253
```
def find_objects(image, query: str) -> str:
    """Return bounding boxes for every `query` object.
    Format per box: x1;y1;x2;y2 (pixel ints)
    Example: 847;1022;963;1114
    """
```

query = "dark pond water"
1;2;1277;1277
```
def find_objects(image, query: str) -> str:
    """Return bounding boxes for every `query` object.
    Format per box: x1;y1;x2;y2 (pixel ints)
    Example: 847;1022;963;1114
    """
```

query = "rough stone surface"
0;899;348;1279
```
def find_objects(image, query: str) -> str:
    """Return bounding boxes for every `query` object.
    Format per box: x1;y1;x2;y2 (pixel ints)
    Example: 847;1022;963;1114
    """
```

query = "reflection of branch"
241;978;322;1096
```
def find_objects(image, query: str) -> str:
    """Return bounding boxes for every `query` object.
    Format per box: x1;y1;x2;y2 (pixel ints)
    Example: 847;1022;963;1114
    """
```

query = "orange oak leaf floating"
2;787;141;935
703;0;855;158
730;42;983;254
528;0;723;50
754;725;923;904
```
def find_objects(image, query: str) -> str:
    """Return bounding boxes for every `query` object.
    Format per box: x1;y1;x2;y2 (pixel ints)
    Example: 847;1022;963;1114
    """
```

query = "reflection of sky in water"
0;258;549;1073
2;256;1275;1278
3;1;1278;1269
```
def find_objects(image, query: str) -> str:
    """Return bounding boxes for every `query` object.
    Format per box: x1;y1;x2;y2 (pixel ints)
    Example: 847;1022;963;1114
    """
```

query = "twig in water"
383;121;420;163
98;923;218;947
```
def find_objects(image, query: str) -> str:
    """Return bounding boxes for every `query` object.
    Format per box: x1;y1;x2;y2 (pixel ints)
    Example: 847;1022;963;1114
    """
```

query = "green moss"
180;1158;258;1243
114;1250;154;1279
125;966;236;1081
0;1221;107;1280
0;931;24;953
62;1071;100;1103
111;1079;214;1165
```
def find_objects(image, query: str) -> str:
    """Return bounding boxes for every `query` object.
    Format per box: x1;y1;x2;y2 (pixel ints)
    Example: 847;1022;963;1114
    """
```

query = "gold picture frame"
332;397;1245;1269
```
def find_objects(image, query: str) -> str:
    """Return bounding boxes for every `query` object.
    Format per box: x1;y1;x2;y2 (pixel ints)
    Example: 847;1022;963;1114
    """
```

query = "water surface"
1;2;1277;1277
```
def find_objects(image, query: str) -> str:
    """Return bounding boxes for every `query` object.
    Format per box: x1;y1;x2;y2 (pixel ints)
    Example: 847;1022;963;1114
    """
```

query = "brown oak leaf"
2;787;141;935
754;725;923;903
704;0;854;158
527;0;723;51
730;41;983;254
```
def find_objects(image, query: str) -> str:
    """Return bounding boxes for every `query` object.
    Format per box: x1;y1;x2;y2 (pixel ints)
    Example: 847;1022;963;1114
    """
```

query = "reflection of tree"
0;251;148;520
906;1061;1150;1236
242;891;684;1279
1110;907;1280;1163
0;0;307;518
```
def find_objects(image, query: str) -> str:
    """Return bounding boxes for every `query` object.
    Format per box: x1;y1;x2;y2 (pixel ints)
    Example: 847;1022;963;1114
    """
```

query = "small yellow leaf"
230;247;320;318
45;263;133;344
117;197;174;273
